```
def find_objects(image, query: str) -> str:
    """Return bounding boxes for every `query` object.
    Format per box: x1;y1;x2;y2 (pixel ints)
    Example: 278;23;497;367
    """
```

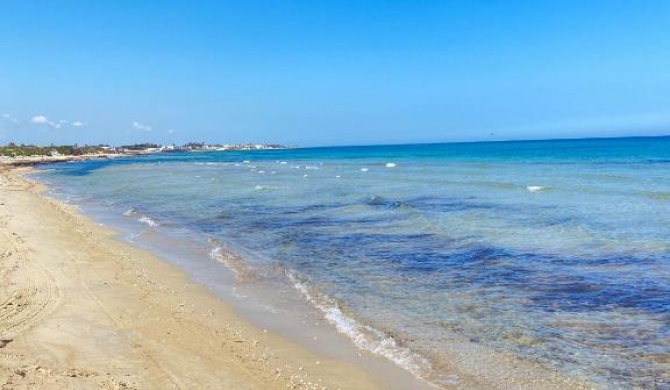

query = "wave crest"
286;271;432;381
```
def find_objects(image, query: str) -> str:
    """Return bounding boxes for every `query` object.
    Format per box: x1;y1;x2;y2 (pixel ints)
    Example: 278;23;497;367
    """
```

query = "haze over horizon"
1;1;669;147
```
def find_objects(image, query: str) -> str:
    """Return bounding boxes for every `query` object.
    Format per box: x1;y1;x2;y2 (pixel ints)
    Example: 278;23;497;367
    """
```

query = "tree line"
0;143;112;157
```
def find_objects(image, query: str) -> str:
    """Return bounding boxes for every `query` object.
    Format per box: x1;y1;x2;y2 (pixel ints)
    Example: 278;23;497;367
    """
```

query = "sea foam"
138;216;159;227
286;271;432;382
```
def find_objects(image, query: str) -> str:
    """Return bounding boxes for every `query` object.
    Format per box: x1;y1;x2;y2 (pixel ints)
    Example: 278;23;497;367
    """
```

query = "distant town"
0;142;292;166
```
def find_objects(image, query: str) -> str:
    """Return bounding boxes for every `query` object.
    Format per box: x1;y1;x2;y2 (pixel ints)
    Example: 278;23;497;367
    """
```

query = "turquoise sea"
35;136;670;389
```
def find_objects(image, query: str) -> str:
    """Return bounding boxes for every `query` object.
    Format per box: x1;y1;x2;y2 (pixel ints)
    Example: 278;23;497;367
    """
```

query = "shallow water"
36;137;670;389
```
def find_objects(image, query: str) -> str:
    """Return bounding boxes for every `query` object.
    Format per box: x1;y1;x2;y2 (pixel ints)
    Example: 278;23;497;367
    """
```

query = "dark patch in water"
364;196;412;209
364;195;504;213
196;198;670;317
273;229;670;315
38;159;116;176
190;196;670;319
407;196;500;213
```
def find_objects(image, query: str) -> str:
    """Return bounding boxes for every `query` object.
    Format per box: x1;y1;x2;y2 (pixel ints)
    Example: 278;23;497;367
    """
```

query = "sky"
1;1;669;147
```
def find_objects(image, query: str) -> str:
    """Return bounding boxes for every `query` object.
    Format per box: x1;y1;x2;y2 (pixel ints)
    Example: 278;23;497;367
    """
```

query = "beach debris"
100;378;137;389
0;336;13;348
63;368;97;378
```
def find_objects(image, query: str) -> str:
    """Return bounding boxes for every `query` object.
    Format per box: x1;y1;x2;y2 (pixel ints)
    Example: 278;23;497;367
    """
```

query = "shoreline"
0;154;127;167
0;166;401;389
0;164;603;390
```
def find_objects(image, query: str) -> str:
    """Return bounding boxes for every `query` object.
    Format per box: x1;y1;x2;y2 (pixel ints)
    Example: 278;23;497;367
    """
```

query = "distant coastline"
0;142;293;167
3;133;668;168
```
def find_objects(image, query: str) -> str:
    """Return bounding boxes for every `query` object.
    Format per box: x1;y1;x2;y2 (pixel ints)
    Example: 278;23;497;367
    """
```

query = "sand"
0;167;392;390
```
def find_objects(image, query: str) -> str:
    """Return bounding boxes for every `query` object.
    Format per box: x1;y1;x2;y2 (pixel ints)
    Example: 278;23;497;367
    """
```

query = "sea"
33;136;670;389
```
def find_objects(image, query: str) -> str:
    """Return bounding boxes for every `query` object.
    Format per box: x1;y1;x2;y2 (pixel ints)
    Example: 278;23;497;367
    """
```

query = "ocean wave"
209;245;258;282
254;184;276;192
138;215;159;227
123;207;138;216
285;271;432;382
123;208;160;228
526;185;546;192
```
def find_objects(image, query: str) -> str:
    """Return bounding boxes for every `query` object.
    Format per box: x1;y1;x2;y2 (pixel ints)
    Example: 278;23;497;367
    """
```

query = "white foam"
279;161;288;165
123;208;138;217
360;168;369;172
138;216;159;227
385;162;397;168
286;272;431;382
210;247;239;277
209;246;250;279
526;185;545;192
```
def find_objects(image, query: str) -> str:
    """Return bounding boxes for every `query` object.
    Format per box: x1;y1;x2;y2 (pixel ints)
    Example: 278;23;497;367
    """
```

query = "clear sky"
1;1;669;147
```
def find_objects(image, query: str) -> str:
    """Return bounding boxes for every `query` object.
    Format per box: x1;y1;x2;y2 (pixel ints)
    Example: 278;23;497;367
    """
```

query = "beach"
3;0;667;387
0;166;398;390
1;136;667;389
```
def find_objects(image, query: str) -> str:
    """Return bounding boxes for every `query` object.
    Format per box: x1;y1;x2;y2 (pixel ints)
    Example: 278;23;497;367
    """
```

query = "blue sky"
1;1;669;146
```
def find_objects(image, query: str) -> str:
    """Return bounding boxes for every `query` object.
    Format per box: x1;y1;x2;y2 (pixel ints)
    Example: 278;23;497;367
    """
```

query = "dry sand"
0;167;391;390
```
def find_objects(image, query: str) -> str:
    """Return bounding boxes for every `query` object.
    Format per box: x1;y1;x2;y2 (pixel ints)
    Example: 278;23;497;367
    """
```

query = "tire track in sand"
0;231;61;341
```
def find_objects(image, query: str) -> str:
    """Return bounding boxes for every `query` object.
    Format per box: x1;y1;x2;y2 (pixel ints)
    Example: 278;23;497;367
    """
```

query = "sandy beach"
0;166;395;390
